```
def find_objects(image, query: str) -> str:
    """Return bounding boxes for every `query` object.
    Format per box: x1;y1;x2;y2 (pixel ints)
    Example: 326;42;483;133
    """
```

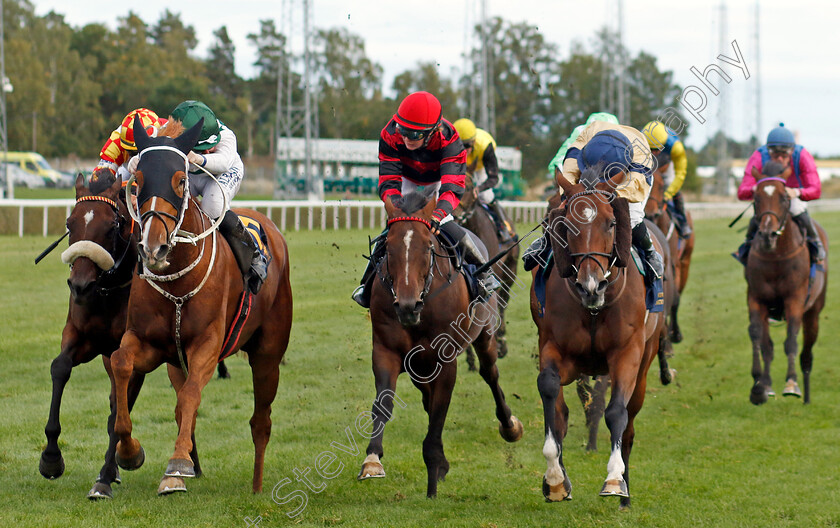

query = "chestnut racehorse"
110;116;293;495
357;190;523;498
454;173;519;363
532;166;666;510
644;164;695;343
745;164;828;405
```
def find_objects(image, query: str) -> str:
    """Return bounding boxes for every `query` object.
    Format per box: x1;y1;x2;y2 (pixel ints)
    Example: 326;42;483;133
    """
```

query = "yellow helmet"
453;118;477;144
642;121;670;151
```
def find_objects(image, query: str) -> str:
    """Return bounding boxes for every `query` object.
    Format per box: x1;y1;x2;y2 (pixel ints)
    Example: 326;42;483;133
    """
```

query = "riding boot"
671;192;692;237
219;210;268;294
792;211;826;264
441;221;501;299
631;222;664;279
734;216;759;266
352;229;387;308
487;199;514;242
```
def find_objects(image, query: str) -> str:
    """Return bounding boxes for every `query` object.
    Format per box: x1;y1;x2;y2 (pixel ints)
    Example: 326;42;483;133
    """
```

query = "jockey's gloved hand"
430;208;447;234
127;155;139;175
187;151;206;168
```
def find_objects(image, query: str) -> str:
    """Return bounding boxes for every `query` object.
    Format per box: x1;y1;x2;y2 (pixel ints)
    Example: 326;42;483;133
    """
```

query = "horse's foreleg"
165;365;203;478
421;368;456;498
248;352;283;493
473;331;523;443
600;343;643;500
747;297;772;405
166;351;217;477
112;334;145;472
782;300;805;399
538;360;571;502
359;347;400;481
39;343;76;480
89;358;146;500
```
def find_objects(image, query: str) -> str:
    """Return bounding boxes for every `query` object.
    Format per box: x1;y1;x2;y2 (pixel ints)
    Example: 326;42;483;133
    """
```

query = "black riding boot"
441;221;501;299
671;192;692;237
734;216;759;266
632;222;664;280
219;210;267;294
487;199;513;242
792;211;826;263
352;229;387;308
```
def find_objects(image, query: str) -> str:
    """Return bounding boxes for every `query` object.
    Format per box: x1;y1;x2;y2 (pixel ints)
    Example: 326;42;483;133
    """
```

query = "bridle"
63;194;135;295
754;177;790;237
377;216;437;305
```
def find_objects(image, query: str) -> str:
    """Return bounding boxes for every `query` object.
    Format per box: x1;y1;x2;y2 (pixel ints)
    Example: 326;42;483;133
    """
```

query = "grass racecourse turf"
1;212;839;527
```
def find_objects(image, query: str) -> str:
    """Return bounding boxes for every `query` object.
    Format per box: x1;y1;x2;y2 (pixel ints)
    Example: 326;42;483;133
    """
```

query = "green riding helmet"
171;100;221;151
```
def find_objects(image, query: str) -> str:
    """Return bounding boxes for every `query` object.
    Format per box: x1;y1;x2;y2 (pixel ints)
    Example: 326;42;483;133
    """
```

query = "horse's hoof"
783;380;802;398
542;475;572;502
499;415;524;443
164;458;196;478
157;476;187;495
750;383;768;405
497;339;508;359
87;481;113;500
116;445;145;471
39;452;65;480
670;329;683;344
659;368;673;385
357;454;385;480
599;478;629;498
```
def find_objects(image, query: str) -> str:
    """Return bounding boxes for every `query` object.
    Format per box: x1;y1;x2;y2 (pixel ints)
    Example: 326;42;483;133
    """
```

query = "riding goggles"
769;146;794;156
397;124;433;141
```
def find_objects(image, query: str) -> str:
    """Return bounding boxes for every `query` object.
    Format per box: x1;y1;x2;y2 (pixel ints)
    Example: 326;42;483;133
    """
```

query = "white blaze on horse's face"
84;210;94;230
582;207;596;222
403;229;414;286
763;186;777;197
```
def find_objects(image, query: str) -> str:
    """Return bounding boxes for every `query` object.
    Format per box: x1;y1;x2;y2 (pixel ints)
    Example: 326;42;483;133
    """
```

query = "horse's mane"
158;118;186;139
762;160;787;178
392;190;434;215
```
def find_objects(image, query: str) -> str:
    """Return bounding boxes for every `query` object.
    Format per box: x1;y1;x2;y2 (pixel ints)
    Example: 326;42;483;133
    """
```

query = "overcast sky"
33;0;840;155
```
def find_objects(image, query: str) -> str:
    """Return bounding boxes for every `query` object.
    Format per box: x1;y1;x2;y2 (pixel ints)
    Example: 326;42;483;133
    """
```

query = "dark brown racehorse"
532;166;666;510
357;190;523;498
39;171;150;499
745;163;828;405
454;172;519;364
110;117;293;495
644;163;695;343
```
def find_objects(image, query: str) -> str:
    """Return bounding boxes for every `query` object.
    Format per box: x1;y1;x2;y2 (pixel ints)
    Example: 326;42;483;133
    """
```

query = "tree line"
5;1;698;184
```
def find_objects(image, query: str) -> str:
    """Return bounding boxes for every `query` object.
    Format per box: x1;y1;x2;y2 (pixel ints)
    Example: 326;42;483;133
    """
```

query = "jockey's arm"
738;151;763;201
197;127;239;176
378;135;403;202
796;147;821;201
477;143;500;192
663;141;688;200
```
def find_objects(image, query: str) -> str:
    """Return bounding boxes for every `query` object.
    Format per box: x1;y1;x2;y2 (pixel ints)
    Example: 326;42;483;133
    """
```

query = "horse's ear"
556;168;573;196
547;208;574;278
781;166;793;181
421;192;438;217
175;117;204;154
133;114;153;152
383;195;399;219
74;173;88;198
751;166;761;180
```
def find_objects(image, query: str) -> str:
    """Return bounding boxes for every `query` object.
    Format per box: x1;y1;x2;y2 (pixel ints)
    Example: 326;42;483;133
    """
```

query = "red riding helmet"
394;91;442;140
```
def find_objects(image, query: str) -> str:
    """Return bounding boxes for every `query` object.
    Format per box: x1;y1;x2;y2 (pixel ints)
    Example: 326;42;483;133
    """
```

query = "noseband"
378;216;436;304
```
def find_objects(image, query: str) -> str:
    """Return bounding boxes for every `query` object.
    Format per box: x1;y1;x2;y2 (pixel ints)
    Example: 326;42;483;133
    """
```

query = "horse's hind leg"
248;351;283;493
473;328;523;443
577;375;609;451
89;358;146;500
800;299;823;404
359;346;401;481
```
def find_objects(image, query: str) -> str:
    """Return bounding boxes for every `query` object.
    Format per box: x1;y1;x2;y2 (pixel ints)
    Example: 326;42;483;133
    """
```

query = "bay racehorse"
745;163;828;405
454;172;519;364
357;190;523;498
110;116;293;495
644;162;695;343
532;166;666;510
39;170;151;499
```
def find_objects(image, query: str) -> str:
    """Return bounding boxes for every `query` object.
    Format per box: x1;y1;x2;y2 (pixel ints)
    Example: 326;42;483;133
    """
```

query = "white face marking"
606;441;626;481
403;229;414;285
84;210;94;228
543;431;564;485
583;207;596;222
763;186;776;197
586;275;597;293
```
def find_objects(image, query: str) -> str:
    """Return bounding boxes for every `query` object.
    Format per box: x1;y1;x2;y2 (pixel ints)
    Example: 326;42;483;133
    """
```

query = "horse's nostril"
597;280;609;293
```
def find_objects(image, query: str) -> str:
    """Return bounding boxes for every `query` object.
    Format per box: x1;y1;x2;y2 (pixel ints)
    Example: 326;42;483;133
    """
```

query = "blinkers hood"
133;115;204;210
